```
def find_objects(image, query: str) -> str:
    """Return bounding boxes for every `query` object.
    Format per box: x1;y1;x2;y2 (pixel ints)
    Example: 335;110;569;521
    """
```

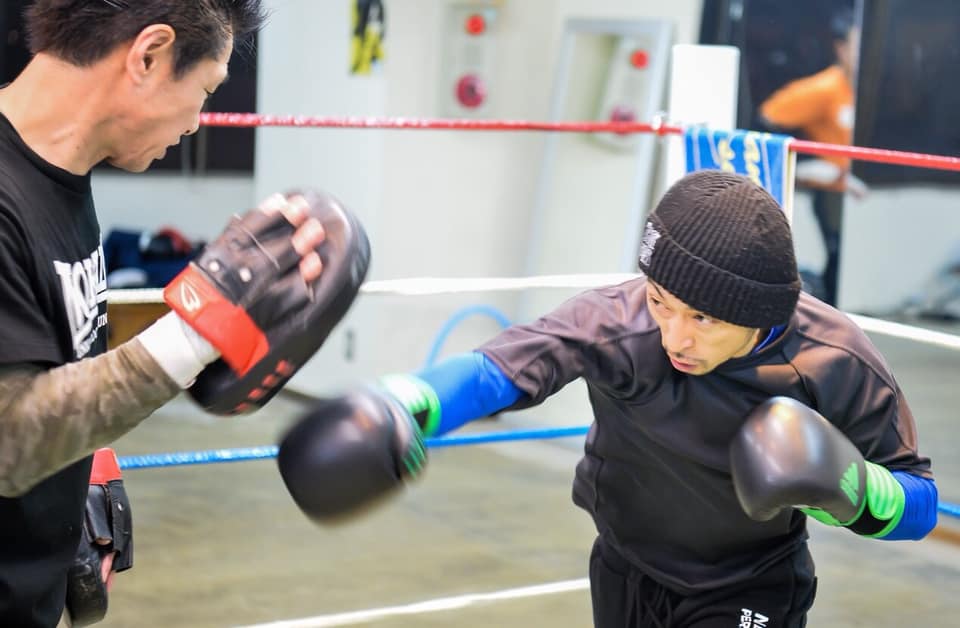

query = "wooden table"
107;291;168;349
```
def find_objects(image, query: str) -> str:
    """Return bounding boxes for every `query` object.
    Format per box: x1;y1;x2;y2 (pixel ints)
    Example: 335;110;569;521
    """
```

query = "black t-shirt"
480;277;931;595
0;112;108;626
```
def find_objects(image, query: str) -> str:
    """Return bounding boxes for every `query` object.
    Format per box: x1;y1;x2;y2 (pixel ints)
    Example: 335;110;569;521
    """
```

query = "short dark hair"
25;0;267;78
829;8;855;43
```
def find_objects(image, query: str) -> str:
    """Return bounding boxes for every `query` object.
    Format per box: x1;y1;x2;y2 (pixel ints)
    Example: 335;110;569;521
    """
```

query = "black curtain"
0;0;31;85
854;0;960;184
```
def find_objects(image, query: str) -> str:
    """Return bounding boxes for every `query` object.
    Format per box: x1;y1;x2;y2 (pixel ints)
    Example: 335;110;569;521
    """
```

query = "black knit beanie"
637;170;801;328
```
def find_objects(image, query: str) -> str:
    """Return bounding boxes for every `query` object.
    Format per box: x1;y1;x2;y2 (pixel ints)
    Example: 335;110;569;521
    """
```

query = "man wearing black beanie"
276;170;937;627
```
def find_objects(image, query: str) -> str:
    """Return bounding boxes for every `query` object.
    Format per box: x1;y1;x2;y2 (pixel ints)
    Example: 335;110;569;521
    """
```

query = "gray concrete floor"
97;320;960;628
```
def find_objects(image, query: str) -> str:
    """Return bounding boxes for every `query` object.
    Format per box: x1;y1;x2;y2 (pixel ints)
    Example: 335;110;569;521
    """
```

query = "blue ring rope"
938;501;960;519
116;425;960;520
117;425;589;470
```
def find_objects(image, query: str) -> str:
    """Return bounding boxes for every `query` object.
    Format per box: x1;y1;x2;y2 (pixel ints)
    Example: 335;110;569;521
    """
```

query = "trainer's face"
108;26;232;172
646;281;761;376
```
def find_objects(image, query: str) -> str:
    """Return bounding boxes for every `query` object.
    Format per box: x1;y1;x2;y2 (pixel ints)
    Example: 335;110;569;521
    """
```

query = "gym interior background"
1;2;959;626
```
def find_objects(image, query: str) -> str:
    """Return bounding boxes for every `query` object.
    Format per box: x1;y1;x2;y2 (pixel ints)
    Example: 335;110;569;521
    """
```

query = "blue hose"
423;304;512;368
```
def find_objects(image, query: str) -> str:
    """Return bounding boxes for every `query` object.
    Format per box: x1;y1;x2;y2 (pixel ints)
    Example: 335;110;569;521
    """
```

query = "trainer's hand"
66;449;133;627
97;545;115;592
277;387;427;525
259;192;326;283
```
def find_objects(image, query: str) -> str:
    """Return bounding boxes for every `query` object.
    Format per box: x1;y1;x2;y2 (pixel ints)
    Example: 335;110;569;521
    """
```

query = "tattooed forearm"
0;339;180;496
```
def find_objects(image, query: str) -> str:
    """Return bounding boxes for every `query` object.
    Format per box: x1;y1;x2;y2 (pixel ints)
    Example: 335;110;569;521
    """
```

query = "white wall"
839;186;960;314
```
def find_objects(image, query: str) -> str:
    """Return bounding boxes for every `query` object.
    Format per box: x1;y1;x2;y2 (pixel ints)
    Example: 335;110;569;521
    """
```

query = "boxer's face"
106;26;232;172
646;281;761;376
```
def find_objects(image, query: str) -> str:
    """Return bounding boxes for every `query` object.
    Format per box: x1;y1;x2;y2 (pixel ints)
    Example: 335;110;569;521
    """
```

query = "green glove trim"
800;506;844;527
801;462;905;536
839;461;861;507
380;374;442;437
801;461;867;527
376;387;428;479
400;426;427;478
861;461;906;538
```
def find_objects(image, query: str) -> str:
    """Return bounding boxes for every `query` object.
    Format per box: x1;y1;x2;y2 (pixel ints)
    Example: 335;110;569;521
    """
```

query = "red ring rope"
789;139;960;172
199;113;960;172
200;113;683;135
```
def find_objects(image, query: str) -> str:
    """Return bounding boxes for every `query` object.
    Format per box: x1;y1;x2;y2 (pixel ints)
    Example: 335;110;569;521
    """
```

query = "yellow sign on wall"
351;0;385;75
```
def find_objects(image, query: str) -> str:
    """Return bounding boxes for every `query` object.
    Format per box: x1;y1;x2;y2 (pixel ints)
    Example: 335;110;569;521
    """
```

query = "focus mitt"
164;189;370;415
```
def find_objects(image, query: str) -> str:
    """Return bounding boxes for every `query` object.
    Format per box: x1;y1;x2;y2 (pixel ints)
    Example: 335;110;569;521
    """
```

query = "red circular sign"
465;14;486;35
455;74;487;108
630;49;649;69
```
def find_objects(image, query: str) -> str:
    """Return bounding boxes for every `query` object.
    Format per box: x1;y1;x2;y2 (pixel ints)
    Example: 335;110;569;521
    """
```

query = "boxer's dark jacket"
0;111;178;626
480;277;931;594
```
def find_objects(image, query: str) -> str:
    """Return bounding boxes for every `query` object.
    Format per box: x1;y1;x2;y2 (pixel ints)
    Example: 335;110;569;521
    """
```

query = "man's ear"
125;24;176;84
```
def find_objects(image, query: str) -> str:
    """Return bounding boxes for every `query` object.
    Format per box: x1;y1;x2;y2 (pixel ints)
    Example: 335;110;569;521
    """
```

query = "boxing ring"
101;114;960;628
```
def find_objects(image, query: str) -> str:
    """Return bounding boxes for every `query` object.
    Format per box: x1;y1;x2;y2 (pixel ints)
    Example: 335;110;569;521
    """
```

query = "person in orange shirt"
760;10;864;306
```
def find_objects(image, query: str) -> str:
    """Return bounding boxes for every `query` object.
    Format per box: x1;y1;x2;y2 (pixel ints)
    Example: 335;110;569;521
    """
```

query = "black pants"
811;189;844;307
589;537;816;628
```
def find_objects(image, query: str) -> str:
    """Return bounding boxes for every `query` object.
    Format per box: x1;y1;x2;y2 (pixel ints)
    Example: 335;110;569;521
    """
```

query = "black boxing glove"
730;397;868;524
731;397;914;538
277;382;428;525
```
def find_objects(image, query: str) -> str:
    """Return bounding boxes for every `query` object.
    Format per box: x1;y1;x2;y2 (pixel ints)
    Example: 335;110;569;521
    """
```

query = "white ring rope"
105;274;640;304
106;274;960;352
846;313;960;352
233;578;590;628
